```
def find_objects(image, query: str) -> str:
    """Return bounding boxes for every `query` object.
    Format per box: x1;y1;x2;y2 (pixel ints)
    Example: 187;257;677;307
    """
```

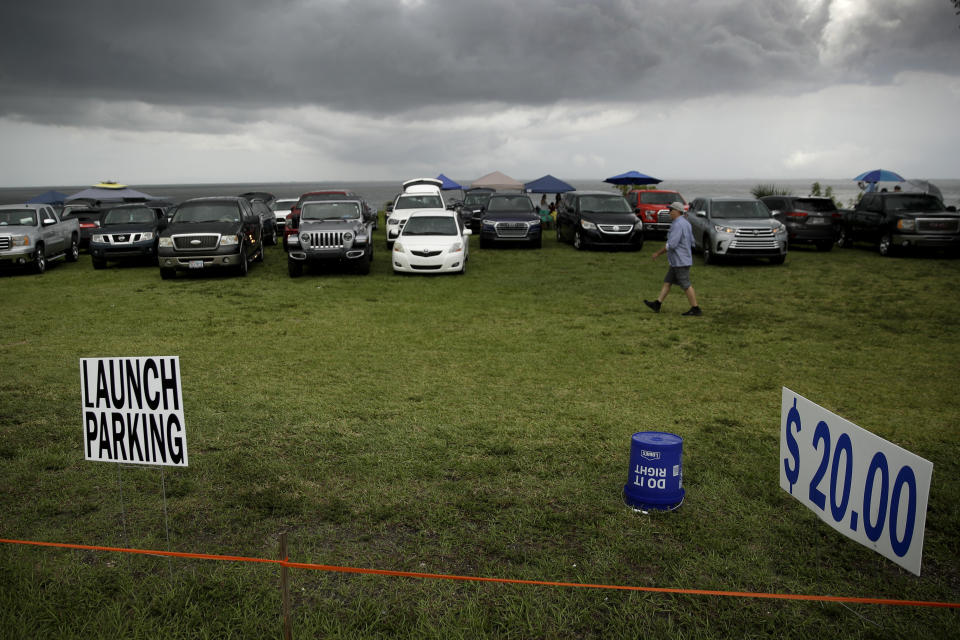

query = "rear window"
0;209;37;226
172;202;241;223
395;195;443;209
640;192;684;205
793;198;836;213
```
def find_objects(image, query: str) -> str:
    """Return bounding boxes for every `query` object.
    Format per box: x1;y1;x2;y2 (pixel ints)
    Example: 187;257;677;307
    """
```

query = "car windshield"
402;216;459;236
793;198;836;213
0;209;37;226
172;203;241;223
271;200;296;211
640;192;683;205
486;196;533;212
301;201;361;221
711;201;769;219
578;196;631;214
884;195;944;213
103;208;155;225
396;195;443;209
464;193;492;206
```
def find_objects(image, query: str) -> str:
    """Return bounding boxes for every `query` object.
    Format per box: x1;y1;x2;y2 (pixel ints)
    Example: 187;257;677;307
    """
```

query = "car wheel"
879;233;895;257
573;230;584;250
288;258;302;278
33;246;46;274
458;260;466;275
160;267;175;280
92;258;107;270
836;228;852;248
254;244;264;263
356;249;372;275
770;254;786;265
66;237;79;262
555;222;563;242
531;235;542;249
237;247;249;276
702;236;714;265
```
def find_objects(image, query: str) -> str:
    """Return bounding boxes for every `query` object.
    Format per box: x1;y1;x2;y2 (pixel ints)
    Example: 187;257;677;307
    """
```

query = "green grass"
1;229;959;638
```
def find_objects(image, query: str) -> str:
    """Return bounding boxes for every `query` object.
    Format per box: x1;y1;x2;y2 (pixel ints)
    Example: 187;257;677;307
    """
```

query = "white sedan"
392;210;470;275
270;198;298;234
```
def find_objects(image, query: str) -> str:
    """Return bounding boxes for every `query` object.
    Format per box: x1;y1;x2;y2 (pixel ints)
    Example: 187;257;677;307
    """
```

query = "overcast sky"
1;0;957;186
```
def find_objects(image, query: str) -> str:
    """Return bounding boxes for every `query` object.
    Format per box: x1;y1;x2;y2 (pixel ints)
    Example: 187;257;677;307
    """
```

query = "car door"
855;195;882;242
40;207;66;254
240;200;261;254
688;199;706;247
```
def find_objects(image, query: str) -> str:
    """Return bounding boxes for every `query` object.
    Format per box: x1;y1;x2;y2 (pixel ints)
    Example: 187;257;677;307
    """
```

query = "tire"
33;246;46;274
702;235;714;265
770;254;786;265
879;233;895;257
531;235;542;249
92;258;107;270
288;258;303;278
573;230;584;250
237;248;249;276
836;228;852;248
556;222;563;243
458;259;466;275
66;237;79;262
254;244;264;263
160;267;175;280
356;248;372;275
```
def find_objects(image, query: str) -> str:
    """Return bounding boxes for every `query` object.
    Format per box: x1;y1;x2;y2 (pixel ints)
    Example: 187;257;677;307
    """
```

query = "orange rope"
2;538;957;609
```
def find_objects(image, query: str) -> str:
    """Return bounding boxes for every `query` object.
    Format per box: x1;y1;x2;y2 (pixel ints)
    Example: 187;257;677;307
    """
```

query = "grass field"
1;225;959;638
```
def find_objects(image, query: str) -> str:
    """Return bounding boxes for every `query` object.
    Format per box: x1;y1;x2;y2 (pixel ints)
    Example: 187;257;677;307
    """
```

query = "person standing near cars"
644;202;702;316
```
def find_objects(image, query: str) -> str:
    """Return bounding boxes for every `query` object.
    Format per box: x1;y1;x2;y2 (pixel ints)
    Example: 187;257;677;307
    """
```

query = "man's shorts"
664;265;692;290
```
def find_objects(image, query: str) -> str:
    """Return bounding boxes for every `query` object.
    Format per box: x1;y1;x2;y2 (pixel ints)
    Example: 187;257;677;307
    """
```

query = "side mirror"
696;210;707;218
463;228;473;236
42;218;56;226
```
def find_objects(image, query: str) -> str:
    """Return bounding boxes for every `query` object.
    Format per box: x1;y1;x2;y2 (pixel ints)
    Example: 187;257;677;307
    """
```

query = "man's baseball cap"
668;202;684;212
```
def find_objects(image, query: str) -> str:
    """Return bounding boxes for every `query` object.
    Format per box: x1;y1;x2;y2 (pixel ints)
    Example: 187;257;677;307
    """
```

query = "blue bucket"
623;431;685;511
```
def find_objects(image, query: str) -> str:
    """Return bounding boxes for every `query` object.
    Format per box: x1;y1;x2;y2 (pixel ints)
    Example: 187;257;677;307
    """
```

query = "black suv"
837;192;960;256
89;204;166;268
462;187;495;232
556;191;643;251
479;193;542;248
158;197;266;278
760;196;839;251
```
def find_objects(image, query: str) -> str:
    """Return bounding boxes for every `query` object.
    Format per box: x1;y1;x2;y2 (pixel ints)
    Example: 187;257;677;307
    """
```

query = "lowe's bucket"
623;431;685;511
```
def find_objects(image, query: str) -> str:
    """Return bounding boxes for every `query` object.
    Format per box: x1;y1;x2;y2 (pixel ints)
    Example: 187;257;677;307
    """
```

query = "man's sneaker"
682;306;703;316
644;299;661;313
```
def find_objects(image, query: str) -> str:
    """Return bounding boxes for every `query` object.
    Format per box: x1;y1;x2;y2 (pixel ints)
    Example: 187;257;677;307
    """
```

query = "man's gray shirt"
666;215;694;267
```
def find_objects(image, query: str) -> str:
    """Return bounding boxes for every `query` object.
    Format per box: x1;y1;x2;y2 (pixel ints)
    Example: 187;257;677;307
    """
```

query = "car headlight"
482;219;496;227
219;234;239;247
449;241;463;253
387;218;399;226
714;224;736;234
288;234;300;245
140;232;154;241
92;234;105;243
896;219;915;232
8;234;29;246
158;237;173;248
634;219;644;230
393;242;404;253
343;231;354;242
580;219;597;230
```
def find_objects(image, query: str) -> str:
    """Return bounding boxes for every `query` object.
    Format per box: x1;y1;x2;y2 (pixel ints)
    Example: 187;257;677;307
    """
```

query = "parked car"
61;206;104;248
479;193;542;248
270;198;297;235
157;197;266;279
686;197;787;264
556;191;644;251
626;189;687;235
284;190;358;250
836;192;960;256
286;198;375;277
0;204;79;273
461;187;496;232
386;178;445;248
760;196;839;251
89;204;166;268
237;191;276;208
249;199;278;246
392;210;470;275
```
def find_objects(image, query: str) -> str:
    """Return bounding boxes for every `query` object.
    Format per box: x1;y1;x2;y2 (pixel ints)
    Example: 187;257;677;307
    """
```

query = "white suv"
385;178;445;248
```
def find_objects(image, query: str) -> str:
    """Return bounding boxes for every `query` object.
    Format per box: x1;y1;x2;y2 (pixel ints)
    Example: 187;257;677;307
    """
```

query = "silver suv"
286;198;375;276
687;197;787;265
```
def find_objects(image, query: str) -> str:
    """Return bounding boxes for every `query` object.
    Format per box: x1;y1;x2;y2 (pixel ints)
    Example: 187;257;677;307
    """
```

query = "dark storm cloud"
0;0;955;131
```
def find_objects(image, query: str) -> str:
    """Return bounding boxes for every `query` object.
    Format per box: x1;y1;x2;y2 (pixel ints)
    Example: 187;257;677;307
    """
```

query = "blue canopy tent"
66;183;159;203
436;174;464;190
524;174;574;193
26;190;69;205
603;170;661;186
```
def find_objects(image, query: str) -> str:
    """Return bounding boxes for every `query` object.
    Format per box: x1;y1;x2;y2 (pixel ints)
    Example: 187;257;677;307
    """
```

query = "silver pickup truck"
0;204;80;273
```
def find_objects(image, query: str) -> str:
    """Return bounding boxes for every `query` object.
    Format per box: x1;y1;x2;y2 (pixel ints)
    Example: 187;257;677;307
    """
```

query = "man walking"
644;202;702;316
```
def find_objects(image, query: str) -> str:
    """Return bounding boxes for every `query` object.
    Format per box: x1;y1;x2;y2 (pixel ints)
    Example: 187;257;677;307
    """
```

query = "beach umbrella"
853;169;905;183
436;174;464;190
471;171;524;191
904;179;943;200
26;190;69;205
524;174;575;193
603;170;661;186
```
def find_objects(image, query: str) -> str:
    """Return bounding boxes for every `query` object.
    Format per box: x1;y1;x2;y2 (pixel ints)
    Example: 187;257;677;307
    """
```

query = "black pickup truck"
836;192;960;256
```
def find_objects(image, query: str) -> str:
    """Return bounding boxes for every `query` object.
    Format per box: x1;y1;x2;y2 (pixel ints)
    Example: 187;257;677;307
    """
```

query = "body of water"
2;178;958;209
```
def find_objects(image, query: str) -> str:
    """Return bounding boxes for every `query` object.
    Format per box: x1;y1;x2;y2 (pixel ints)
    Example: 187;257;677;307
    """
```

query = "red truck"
625;189;688;235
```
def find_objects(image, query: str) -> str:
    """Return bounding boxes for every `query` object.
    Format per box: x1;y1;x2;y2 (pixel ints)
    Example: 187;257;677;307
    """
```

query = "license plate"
807;217;828;225
188;260;204;269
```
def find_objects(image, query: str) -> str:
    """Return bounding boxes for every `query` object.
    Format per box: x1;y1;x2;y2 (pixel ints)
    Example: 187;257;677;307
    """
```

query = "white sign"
780;388;932;575
80;357;188;467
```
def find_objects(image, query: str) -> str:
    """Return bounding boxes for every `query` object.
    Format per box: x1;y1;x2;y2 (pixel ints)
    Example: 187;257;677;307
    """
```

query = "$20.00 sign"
780;388;933;576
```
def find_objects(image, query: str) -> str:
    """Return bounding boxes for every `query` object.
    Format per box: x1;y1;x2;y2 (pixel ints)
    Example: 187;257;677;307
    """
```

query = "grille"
0;236;10;250
730;227;778;250
495;222;529;238
917;218;960;233
412;249;442;257
108;233;143;244
411;264;442;270
172;234;220;250
305;231;346;249
657;211;672;224
598;224;633;235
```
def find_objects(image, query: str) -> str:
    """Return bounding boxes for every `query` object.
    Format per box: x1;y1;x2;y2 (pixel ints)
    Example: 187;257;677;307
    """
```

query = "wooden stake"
280;531;292;640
